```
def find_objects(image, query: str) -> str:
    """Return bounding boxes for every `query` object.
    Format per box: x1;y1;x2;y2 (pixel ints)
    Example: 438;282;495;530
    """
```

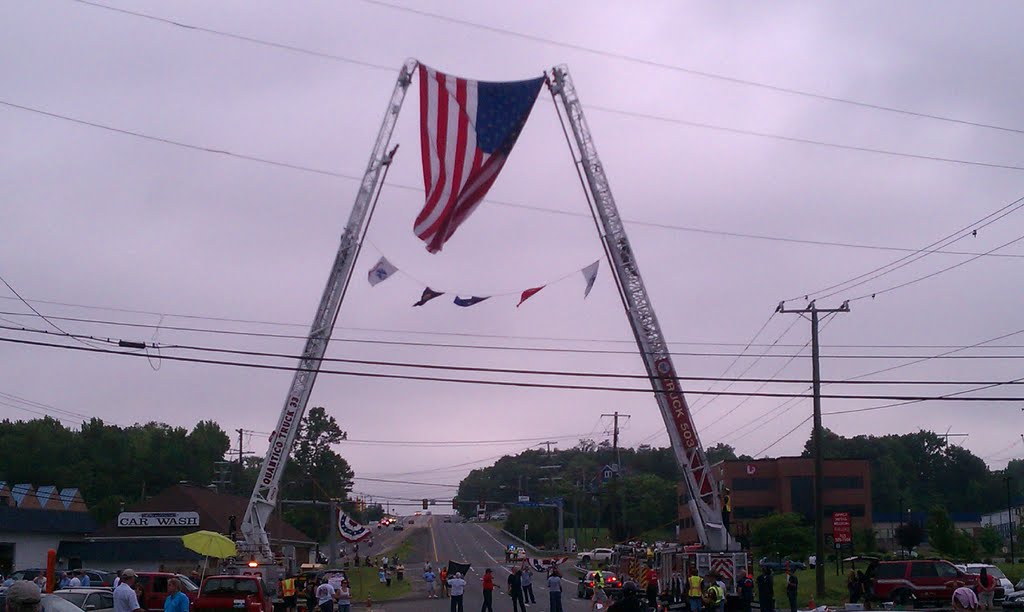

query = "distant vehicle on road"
578;548;614;566
443;517;452;523
393;524;405;531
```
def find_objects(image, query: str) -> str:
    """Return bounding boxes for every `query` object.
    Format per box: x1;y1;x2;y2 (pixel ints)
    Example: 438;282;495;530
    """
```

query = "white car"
578;548;614;565
961;564;1013;596
53;589;115;612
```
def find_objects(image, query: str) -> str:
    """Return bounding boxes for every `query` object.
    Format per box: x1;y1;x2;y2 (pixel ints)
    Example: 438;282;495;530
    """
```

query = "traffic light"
422;498;429;510
452;498;458;509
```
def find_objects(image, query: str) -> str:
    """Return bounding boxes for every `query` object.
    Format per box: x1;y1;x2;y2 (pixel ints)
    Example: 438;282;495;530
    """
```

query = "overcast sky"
3;0;1024;510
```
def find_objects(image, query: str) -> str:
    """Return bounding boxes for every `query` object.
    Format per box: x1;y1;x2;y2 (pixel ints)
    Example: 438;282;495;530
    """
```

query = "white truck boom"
239;60;417;562
548;66;731;551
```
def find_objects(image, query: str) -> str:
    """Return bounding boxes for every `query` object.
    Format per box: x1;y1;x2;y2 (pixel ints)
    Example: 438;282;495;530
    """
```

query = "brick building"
677;457;872;545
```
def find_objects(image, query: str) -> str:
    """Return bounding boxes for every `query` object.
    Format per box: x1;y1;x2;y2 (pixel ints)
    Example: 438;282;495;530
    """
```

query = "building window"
825;505;866;518
824;476;864;489
734;506;776;520
790;477;814;521
732;478;777;491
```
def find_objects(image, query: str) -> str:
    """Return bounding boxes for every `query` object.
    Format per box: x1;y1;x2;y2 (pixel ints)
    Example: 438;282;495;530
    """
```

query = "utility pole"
1007;476;1016;564
601;412;630;538
777;300;849;599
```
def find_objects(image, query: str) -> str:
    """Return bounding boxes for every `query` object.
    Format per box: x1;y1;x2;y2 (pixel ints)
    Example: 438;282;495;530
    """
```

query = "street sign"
518;496;530;502
832;511;852;545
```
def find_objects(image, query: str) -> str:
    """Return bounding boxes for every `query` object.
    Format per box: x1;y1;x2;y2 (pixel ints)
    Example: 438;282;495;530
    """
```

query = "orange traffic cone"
366;595;373;611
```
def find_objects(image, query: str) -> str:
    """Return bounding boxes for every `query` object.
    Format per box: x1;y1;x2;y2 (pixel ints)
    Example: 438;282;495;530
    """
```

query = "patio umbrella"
182;530;238;583
182;530;237;558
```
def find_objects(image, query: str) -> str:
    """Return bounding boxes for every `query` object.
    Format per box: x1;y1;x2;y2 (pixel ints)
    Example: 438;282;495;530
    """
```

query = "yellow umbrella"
182;530;237;559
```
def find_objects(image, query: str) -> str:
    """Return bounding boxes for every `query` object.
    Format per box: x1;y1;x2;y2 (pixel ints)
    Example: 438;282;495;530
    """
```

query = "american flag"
415;63;545;253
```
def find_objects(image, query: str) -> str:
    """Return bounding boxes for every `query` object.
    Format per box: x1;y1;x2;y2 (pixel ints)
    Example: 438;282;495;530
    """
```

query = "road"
383;516;598;612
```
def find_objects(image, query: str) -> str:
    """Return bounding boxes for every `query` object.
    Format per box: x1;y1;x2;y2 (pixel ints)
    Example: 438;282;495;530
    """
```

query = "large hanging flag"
582;260;600;298
413;287;444;307
454;295;489;307
337;511;370;542
367;257;398;286
517;286;545;307
415;64;545;253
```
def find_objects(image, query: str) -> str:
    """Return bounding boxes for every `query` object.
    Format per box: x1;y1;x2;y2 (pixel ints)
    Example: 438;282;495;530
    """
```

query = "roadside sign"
518;496;530;502
832;511;852;544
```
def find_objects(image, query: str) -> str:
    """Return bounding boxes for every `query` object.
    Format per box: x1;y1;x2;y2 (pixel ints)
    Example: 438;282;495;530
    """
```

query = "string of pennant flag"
367;253;601;308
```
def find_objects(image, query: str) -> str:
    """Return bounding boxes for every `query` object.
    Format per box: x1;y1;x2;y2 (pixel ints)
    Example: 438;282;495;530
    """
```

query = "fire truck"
233;60;749;607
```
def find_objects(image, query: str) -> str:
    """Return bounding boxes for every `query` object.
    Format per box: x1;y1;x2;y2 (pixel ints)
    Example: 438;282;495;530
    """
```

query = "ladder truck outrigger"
547;67;749;607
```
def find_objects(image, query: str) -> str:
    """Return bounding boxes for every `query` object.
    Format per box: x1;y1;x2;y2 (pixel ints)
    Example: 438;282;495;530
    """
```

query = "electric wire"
359;0;1024;136
6;332;1024;402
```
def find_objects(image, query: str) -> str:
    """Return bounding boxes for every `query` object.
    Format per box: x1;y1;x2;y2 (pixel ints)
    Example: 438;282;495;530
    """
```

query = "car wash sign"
117;511;200;528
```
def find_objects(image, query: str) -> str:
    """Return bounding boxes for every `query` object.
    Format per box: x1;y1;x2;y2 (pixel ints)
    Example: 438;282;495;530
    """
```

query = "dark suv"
874;560;977;605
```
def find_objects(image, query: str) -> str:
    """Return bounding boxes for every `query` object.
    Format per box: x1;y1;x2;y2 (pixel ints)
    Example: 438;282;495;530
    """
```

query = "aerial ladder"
548;66;732;553
238;59;418;565
239;60;733;570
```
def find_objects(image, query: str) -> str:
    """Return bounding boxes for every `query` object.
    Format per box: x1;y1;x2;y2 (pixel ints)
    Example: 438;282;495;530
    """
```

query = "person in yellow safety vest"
704;573;725;612
280;576;297;612
722;487;732;535
688;567;705;612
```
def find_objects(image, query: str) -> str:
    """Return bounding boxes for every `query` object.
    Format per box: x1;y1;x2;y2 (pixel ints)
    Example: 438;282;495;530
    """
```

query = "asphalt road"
383;516;598;612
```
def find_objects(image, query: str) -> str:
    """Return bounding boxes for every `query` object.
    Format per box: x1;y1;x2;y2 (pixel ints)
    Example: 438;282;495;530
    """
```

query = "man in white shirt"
68;573;82;588
315;578;336;612
113;569;143;612
447;572;466;612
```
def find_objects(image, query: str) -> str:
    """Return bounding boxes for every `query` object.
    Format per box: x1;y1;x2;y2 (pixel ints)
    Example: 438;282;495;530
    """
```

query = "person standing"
114;570;144;612
704;573;724;612
521;565;535;604
315;576;335;612
164;579;189;612
79;571;91;588
280;575;297;612
508;569;526;612
688;566;704;612
440;566;450;598
396;564;405;582
448;572;466;612
757;566;775;612
591;583;609;611
481;569;495;612
68;572;82;588
303;581;316;612
785;572;798;612
424;567;438;599
646;565;661;608
6;581;42;612
336;580;351;612
847;571;862;604
547;568;564;612
978;568;996;611
739;569;754;612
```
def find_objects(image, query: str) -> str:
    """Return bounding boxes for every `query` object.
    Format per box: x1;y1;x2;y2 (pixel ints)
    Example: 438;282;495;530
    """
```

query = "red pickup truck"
194;575;272;612
135;572;199;612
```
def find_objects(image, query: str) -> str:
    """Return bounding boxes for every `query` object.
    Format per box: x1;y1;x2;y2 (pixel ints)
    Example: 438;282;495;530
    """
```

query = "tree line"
0;407;359;542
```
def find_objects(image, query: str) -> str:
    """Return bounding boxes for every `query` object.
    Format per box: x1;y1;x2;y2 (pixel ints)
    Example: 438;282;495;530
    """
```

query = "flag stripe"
419;78;474;243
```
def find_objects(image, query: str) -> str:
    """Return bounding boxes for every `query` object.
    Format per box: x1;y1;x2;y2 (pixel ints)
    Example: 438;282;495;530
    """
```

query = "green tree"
749;513;814;559
978;526;1003;557
927;507;956;556
854;527;878;554
895;523;925;553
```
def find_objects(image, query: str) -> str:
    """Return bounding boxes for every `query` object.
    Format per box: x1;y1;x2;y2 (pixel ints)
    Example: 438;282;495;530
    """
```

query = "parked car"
392;524;405;531
578;548;615;566
53;588;115;612
43;594;91;612
874;559;977;605
959;563;1011;600
577;571;622;599
194;575;271;612
758;557;807;572
1003;590;1024;609
134;572;199;611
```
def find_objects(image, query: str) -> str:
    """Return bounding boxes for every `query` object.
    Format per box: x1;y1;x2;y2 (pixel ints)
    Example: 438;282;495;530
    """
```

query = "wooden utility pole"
777;300;849;599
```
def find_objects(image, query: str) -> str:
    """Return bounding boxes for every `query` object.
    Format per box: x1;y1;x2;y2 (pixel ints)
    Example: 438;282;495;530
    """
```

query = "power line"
67;0;395;72
352;476;459;488
7;304;1024;353
7;98;1024;262
70;0;1024;137
359;0;1024;136
754;415;813;457
5;332;1024;402
786;195;1024;304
